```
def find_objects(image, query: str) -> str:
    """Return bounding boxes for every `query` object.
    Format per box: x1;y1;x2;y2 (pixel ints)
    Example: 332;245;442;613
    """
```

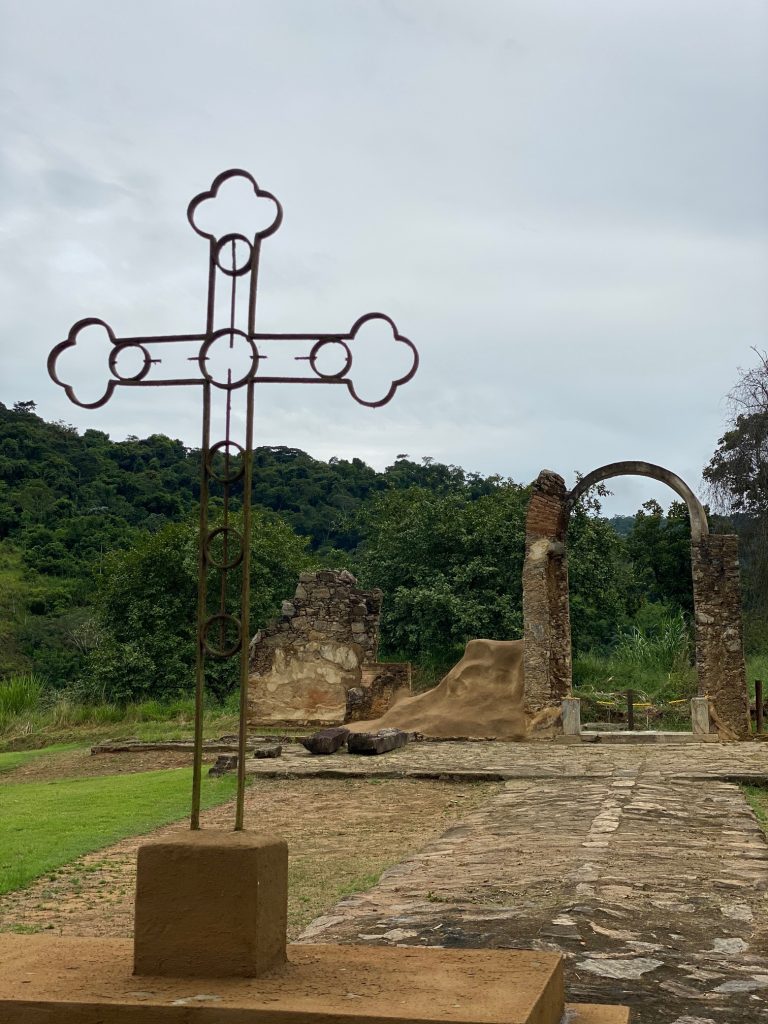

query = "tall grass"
0;673;242;750
747;654;768;698
613;612;691;675
574;612;697;724
0;673;45;727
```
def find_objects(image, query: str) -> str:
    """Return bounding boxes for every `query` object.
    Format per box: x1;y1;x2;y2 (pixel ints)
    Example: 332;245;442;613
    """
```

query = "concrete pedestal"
691;697;711;736
134;830;287;978
562;697;581;735
0;935;629;1023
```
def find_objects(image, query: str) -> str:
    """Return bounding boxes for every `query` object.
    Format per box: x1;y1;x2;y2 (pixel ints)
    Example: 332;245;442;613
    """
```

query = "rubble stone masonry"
248;570;407;726
522;470;572;713
691;534;750;739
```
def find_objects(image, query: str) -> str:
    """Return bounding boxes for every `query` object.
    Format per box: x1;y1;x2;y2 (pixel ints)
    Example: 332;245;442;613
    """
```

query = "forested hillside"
0;399;758;704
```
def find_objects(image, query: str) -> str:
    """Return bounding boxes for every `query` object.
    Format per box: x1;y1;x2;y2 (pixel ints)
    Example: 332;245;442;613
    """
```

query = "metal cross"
47;168;419;831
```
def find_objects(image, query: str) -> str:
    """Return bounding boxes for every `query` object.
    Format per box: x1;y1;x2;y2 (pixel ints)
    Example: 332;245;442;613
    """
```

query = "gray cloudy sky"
1;0;767;513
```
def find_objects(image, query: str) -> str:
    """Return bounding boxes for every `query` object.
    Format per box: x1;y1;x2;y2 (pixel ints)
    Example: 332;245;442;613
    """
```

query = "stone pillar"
562;697;581;736
522;471;572;713
691;535;750;740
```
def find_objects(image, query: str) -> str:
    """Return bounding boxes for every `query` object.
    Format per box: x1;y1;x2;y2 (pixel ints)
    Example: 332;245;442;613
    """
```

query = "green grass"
0;742;81;775
747;654;768;699
743;784;768;827
335;871;381;899
0;767;239;895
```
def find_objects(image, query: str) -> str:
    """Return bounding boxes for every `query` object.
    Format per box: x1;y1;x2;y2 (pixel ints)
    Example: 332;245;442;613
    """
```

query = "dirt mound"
347;638;527;740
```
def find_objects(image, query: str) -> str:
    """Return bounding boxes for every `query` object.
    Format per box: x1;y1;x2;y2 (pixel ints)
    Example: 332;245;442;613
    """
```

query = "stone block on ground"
208;754;238;776
691;696;711;736
254;743;282;759
301;727;350;755
562;697;581;736
348;728;409;755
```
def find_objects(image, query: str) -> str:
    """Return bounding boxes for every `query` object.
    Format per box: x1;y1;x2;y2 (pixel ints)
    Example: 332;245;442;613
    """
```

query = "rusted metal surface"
47;168;419;830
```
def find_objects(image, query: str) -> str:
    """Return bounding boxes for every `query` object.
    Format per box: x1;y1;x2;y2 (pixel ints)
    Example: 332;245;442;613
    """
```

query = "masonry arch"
521;464;749;738
568;461;709;544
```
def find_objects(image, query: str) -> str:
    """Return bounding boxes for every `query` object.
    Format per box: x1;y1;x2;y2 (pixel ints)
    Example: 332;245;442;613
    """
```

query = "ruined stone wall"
248;570;384;725
345;663;412;723
253;568;382;669
691;535;750;739
522;470;572;713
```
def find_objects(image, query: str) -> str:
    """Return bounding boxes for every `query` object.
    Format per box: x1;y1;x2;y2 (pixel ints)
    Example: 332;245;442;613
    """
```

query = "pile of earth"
347;638;527;741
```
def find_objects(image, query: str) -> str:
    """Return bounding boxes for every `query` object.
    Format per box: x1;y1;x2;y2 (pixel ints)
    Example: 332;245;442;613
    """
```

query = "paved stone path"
283;742;768;1022
247;738;768;782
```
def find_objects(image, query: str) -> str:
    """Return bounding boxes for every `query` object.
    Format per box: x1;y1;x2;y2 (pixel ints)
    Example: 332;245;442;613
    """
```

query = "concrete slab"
0;935;571;1024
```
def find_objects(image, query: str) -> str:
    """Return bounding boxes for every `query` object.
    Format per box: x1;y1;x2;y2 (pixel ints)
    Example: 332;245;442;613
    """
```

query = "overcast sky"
1;0;767;514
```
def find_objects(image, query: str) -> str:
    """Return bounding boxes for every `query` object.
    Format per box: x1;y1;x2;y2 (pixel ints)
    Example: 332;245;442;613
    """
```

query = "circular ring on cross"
108;342;153;383
198;329;259;389
202;613;242;659
205;526;244;570
205;440;246;483
309;338;352;380
214;233;254;277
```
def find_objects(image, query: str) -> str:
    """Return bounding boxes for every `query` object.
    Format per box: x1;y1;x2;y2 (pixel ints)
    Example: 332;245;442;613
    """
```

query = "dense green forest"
0;387;763;706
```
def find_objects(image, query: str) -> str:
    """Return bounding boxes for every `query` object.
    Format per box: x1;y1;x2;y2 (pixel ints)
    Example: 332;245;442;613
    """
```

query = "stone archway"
522;463;750;738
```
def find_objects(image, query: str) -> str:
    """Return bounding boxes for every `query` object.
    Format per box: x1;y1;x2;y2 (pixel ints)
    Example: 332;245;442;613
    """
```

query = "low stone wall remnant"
346;663;412;723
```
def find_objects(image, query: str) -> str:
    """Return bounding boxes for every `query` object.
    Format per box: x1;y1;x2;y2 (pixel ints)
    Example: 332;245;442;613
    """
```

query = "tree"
86;511;310;703
704;411;768;518
624;500;693;615
355;483;528;667
704;350;768;625
568;500;636;654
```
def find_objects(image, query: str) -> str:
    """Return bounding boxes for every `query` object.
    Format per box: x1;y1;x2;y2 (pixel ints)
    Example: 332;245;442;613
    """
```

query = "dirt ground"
0;749;497;939
0;747;215;782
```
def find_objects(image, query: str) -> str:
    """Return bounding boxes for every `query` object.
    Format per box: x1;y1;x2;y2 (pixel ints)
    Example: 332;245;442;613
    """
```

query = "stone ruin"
522;464;751;739
247;569;411;727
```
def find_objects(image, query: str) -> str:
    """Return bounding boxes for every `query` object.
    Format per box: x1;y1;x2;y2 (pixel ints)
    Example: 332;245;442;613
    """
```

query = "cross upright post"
48;168;419;832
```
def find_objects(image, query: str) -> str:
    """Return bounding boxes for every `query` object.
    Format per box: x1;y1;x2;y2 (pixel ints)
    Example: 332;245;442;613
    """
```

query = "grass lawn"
0;743;82;775
0;767;238;895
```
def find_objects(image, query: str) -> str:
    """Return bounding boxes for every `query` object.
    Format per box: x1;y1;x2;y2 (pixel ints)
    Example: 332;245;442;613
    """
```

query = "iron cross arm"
48;312;418;411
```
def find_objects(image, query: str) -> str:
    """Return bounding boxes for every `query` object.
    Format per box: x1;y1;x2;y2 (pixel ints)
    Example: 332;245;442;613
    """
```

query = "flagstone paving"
247;737;768;782
292;742;768;1022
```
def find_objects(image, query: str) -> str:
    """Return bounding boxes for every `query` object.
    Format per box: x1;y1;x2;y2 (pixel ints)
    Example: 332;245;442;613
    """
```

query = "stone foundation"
691;534;750;739
522;471;572;713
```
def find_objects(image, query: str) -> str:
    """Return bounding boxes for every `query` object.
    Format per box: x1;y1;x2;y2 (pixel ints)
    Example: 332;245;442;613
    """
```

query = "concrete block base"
134;830;288;978
562;697;581;736
691;696;711;736
0;935;629;1023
